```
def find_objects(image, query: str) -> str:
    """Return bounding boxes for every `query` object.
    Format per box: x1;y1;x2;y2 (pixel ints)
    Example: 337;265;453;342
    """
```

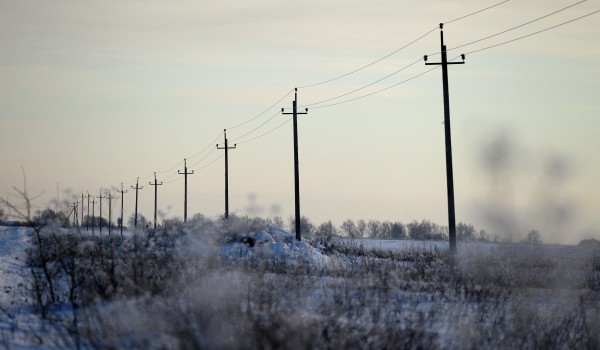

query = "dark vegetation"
2;179;598;349
13;218;598;350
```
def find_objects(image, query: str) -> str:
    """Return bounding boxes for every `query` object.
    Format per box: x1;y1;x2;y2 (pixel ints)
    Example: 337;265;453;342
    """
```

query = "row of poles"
66;26;463;253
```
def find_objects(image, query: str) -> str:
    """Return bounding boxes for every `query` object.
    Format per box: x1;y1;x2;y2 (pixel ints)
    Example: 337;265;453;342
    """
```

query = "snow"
0;226;40;349
221;227;330;269
1;224;598;349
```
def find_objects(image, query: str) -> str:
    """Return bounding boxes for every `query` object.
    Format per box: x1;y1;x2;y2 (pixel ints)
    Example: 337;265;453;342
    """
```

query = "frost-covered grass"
2;218;600;349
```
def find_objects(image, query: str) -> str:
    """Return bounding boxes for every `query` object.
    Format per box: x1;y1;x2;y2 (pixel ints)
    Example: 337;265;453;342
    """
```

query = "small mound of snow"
221;227;329;269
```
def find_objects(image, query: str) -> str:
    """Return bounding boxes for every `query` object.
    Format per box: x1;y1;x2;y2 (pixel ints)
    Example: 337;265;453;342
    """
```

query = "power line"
297;27;438;89
309;62;438;109
296;0;512;89
163;176;183;185
235;117;293;145
192;153;224;171
108;2;517;190
444;0;512;24
462;8;600;56
302;58;423;108
155;160;184;176
448;0;588;53
123;132;222;186
305;5;597;111
161;171;179;183
226;89;295;130
187;132;223;160
189;147;217;168
230;110;281;143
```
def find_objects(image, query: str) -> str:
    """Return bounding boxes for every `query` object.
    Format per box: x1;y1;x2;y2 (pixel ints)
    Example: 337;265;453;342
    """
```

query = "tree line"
2;205;544;244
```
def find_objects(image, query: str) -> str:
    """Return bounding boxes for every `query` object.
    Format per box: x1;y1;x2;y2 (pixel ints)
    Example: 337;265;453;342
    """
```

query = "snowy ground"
0;226;40;349
1;224;599;349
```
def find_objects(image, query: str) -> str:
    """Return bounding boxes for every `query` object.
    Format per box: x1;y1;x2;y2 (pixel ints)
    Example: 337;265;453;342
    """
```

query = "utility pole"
424;23;465;255
73;201;79;228
117;183;127;236
98;190;105;234
178;159;194;222
91;196;97;236
216;129;236;219
131;178;143;228
86;193;91;231
106;191;114;235
66;202;78;228
149;173;163;230
81;193;84;231
282;88;309;241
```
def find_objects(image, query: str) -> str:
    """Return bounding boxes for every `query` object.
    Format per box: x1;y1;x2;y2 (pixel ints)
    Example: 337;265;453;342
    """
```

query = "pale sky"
1;0;599;244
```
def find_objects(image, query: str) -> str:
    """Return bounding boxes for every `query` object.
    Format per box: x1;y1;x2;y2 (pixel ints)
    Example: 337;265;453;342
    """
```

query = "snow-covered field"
1;224;599;349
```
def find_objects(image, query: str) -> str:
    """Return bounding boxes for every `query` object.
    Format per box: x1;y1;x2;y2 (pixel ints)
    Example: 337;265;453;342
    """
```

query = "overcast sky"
1;0;598;243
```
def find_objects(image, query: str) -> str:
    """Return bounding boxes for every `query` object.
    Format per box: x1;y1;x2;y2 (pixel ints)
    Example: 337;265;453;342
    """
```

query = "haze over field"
1;0;599;244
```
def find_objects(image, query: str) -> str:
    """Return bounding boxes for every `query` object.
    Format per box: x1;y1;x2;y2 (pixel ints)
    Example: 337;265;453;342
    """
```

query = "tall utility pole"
282;88;309;241
98;190;105;234
74;201;79;228
216;129;236;219
131;178;143;228
91;196;97;236
424;23;465;255
81;193;84;231
178;159;194;222
106;191;114;235
149;173;163;230
117;183;127;236
86;193;91;231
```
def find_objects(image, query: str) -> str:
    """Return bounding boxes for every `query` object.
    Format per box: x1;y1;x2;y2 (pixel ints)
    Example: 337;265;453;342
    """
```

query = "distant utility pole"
216;129;236;219
282;88;309;241
86;193;91;231
424;23;466;255
178;159;194;222
131;178;143;228
67;202;78;228
149;173;163;230
98;190;106;234
117;183;127;236
106;191;114;235
74;201;79;228
81;193;84;230
91;196;97;236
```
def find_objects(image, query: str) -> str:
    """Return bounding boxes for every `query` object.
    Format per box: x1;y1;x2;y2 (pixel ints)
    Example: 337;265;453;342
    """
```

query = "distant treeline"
2;206;544;244
286;217;500;242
